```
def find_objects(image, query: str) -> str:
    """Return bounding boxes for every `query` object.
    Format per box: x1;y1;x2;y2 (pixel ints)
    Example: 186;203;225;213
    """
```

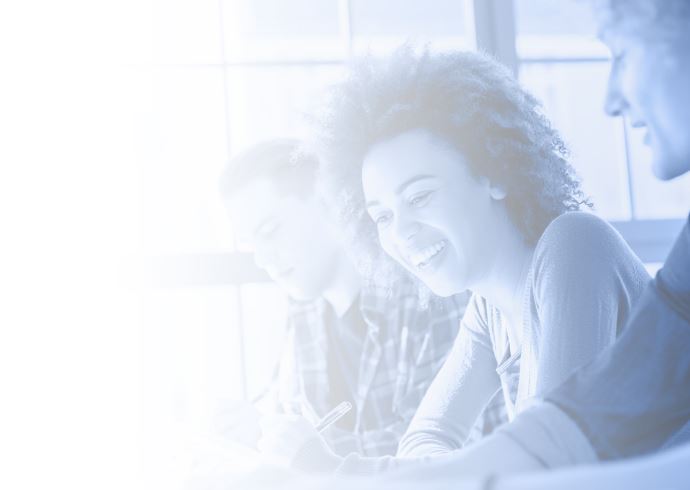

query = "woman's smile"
407;239;447;270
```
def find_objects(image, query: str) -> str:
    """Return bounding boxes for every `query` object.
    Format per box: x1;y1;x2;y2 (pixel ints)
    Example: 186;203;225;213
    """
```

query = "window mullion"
466;0;518;75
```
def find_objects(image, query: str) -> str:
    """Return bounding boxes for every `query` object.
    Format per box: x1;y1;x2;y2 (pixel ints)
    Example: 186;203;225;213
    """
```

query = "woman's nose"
393;215;421;244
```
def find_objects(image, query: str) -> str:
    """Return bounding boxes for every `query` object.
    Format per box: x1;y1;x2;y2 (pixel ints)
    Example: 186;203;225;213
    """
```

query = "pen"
314;401;353;433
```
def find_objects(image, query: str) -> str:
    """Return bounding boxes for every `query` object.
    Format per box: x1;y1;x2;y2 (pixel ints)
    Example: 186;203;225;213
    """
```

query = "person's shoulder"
541;211;616;245
537;211;627;257
533;211;639;276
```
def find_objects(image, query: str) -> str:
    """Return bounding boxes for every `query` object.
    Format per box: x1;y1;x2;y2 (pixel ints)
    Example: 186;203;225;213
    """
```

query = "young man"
218;139;475;459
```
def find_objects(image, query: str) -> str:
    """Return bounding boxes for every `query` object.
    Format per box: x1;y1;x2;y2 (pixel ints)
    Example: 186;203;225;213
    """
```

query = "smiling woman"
288;47;652;474
362;129;512;297
315;47;588;250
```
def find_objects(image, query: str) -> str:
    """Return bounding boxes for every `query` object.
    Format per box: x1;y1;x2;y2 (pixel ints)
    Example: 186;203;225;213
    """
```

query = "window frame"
157;0;684;401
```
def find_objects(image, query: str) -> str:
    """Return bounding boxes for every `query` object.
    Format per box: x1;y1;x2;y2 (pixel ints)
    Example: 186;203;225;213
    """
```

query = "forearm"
292;435;437;475
392;402;596;480
386;431;545;482
397;424;460;457
294;406;558;477
493;402;598;468
499;442;690;490
302;430;543;481
398;311;501;458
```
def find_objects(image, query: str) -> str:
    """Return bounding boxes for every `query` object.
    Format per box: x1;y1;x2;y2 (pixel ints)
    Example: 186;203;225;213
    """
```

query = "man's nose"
604;72;626;117
253;241;275;271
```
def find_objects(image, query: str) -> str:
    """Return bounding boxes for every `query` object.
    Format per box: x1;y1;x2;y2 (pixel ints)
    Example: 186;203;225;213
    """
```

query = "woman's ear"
479;176;507;201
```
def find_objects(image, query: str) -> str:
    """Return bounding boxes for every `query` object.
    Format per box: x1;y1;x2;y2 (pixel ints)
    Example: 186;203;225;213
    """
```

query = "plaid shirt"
270;279;473;457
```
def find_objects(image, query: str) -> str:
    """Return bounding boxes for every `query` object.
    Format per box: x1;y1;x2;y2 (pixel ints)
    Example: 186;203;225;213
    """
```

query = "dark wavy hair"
314;47;590;257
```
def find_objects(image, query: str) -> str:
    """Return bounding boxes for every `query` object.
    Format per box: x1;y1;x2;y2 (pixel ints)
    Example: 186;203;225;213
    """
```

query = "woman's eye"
409;191;433;207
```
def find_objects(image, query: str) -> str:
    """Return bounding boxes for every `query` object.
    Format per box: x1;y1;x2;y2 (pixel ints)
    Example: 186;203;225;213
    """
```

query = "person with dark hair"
385;0;690;484
217;138;473;461
218;0;690;486
256;48;649;475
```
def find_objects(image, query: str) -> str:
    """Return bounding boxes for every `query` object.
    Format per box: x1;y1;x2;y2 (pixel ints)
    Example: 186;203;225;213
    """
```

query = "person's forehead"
365;131;465;186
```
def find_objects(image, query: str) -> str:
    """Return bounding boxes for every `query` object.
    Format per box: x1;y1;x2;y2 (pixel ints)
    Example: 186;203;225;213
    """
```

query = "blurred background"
2;1;688;488
138;0;690;462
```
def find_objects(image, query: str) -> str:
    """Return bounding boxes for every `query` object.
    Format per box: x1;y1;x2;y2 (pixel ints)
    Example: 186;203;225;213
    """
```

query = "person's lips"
407;240;447;270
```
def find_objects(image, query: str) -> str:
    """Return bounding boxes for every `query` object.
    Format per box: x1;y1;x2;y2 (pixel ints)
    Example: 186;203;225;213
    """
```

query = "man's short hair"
219;139;319;200
594;0;690;39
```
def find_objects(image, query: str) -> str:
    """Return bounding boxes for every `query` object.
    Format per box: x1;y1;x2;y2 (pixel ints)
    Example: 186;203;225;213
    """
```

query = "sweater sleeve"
397;294;501;456
526;212;648;399
545;220;690;459
337;402;595;479
291;295;502;475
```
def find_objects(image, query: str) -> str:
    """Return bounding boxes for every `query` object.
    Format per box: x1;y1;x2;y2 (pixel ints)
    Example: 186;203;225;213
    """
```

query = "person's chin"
652;153;690;181
286;288;318;302
426;277;462;298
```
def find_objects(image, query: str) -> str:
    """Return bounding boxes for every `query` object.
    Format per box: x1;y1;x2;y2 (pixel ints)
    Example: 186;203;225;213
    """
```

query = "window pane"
520;61;631;220
140;67;235;254
625;120;690;220
141;287;242;433
226;65;346;150
221;0;345;62
350;0;468;55
152;0;223;64
514;0;607;59
240;283;289;400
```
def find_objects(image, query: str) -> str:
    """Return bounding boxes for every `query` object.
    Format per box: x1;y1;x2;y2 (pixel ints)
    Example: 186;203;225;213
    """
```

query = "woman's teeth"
410;241;446;269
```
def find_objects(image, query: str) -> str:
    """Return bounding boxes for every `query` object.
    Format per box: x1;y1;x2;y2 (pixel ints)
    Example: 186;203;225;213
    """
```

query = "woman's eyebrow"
395;175;436;195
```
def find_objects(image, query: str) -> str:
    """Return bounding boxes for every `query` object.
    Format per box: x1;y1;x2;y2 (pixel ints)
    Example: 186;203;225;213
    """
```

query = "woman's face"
362;129;504;297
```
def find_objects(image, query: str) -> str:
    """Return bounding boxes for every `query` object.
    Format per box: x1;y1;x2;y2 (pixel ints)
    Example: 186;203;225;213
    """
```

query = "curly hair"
220;136;445;306
313;46;589;273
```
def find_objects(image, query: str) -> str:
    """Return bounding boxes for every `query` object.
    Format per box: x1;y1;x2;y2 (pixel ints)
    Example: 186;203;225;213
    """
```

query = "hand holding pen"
314;401;353;432
257;401;353;468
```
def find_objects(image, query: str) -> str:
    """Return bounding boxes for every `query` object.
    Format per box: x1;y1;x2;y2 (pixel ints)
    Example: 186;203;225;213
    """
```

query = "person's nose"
604;70;627;117
253;240;276;272
392;213;421;246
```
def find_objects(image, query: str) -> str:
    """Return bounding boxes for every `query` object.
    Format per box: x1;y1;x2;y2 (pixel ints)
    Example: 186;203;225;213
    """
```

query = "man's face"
228;179;344;301
601;26;690;180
